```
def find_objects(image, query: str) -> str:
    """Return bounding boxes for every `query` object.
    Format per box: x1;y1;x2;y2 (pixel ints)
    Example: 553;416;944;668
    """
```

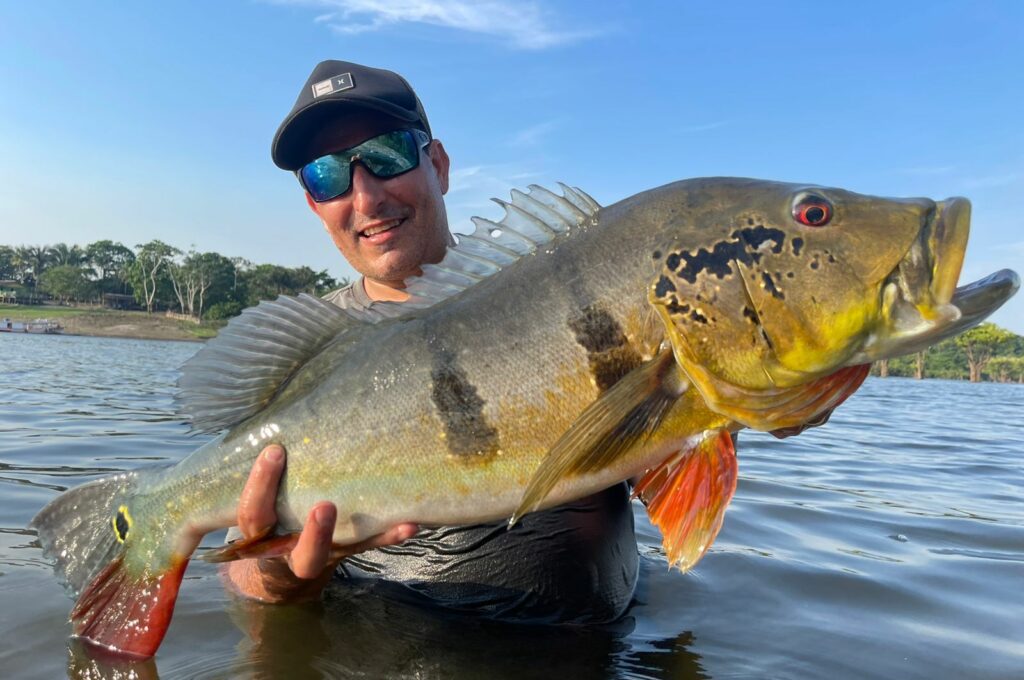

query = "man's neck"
362;277;410;303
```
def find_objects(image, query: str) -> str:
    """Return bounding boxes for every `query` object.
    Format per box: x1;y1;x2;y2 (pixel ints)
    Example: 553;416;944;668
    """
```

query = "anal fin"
511;348;688;525
633;429;737;572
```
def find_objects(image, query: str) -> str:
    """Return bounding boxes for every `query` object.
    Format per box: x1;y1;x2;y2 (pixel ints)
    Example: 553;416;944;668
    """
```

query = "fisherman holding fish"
223;60;640;620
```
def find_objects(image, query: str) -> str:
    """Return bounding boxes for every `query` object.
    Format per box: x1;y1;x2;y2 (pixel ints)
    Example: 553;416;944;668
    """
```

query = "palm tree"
48;243;86;267
14;245;52;287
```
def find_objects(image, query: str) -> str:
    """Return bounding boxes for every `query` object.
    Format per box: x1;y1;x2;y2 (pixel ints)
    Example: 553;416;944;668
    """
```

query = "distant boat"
0;318;63;334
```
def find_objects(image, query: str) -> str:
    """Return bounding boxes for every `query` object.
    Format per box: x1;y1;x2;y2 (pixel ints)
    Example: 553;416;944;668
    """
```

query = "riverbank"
0;304;223;342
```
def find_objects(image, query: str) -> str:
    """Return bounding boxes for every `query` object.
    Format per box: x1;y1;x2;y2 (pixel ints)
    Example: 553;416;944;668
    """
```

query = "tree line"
0;240;345;320
873;322;1023;384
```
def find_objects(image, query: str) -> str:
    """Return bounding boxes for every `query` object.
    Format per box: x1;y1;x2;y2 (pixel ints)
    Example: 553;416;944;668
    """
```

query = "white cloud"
508;119;560;147
277;0;599;49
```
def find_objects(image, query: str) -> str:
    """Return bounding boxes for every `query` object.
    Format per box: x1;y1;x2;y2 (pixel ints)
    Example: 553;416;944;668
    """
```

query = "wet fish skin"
30;178;1019;658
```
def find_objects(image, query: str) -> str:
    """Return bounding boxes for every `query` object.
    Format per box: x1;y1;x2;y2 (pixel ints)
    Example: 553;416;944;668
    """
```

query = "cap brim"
272;97;421;170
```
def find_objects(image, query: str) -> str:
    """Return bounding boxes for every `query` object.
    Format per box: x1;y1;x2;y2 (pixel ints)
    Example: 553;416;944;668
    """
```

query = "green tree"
0;246;16;280
987;356;1024;384
954;322;1016;382
167;250;236;319
48;243;86;267
38;265;92;303
14;244;52;289
127;240;178;313
86;240;136;294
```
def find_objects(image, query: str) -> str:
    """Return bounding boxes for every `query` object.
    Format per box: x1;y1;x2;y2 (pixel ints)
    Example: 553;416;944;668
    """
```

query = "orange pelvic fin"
70;552;189;659
633;429;738;572
199;532;301;563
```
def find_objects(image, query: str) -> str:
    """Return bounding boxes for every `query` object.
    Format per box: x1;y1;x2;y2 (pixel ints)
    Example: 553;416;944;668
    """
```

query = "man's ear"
305;191;320;214
427;140;451;195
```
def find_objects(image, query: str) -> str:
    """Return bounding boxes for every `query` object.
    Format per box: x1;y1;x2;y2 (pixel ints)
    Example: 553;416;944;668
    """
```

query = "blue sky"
1;1;1021;332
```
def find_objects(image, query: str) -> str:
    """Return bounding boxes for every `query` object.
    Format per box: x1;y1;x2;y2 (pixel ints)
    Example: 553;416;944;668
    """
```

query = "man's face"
303;117;452;289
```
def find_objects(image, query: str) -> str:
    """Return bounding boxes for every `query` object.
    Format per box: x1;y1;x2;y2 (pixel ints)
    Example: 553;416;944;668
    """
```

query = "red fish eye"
793;195;833;227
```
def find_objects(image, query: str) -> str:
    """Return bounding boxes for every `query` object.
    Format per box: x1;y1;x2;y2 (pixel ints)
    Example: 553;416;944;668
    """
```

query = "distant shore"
0;305;222;342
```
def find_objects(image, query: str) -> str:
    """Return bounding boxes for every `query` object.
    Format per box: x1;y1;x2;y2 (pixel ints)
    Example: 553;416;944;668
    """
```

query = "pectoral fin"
511;348;688;525
633;429;737;571
200;532;300;563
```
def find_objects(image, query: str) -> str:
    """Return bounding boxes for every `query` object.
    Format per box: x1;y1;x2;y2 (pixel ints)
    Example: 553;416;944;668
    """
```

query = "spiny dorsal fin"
400;183;600;308
176;293;357;433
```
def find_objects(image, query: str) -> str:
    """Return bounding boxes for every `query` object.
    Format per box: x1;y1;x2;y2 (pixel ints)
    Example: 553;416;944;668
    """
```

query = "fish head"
647;178;1018;427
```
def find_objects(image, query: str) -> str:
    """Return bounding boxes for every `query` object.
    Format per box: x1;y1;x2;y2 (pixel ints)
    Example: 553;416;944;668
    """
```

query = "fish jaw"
850;198;1019;363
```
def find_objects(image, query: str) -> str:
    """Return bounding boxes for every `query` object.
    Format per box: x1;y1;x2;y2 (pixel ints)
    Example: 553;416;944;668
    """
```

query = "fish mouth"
850;198;1020;363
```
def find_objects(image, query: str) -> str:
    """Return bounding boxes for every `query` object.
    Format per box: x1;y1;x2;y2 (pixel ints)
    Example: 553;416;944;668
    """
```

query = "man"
224;60;638;622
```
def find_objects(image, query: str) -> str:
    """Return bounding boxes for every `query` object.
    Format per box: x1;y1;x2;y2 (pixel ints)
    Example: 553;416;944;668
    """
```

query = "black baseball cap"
271;60;432;171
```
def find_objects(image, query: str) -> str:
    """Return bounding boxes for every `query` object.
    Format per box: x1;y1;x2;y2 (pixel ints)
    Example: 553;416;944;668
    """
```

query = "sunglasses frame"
297;128;432;203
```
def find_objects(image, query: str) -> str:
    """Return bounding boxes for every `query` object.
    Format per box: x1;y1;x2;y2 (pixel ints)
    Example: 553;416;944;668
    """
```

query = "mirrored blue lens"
298;129;425;202
300;155;351;202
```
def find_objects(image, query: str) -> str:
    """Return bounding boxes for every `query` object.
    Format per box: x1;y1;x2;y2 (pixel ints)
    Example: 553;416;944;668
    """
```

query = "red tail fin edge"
70;553;189;659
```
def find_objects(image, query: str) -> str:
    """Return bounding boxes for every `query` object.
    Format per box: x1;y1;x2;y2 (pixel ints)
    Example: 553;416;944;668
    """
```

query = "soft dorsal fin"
177;183;601;430
176;294;358;433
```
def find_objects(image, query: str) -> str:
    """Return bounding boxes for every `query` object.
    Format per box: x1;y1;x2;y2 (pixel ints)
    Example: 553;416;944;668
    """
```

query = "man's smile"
359;218;405;242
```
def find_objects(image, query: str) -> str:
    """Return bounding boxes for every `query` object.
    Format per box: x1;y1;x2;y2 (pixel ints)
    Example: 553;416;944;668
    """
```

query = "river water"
1;333;1021;679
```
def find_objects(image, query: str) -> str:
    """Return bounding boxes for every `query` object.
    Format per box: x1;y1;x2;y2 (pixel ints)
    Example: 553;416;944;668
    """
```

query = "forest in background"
2;240;1021;383
0;240;344;320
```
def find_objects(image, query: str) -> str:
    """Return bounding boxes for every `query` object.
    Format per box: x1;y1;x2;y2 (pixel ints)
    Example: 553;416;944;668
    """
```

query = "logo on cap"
311;73;355;99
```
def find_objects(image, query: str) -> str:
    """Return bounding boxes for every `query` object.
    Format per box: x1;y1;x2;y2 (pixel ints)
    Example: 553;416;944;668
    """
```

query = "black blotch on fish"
569;305;644;392
690;309;709;324
792;237;804;256
430;349;499;459
652;250;662;260
762;272;784;299
742;305;758;323
114;509;130;541
666;225;785;286
810;260;820;270
654;275;676;298
667;300;691;315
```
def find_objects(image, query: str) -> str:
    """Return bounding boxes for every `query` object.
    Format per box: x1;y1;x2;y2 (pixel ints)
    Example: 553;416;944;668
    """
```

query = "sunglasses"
297;128;432;202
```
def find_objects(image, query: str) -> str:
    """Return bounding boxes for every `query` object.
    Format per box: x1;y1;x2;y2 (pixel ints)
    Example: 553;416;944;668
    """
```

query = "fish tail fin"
31;471;191;658
633;429;738;572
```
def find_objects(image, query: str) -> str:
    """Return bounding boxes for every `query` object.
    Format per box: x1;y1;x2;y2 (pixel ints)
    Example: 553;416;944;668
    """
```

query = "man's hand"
223;444;418;603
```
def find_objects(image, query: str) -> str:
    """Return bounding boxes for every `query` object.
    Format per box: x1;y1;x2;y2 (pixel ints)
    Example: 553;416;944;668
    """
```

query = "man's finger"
289;502;336;579
329;523;419;561
237;445;285;539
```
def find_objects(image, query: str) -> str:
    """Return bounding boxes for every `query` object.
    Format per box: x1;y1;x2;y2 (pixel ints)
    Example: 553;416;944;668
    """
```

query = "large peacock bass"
32;178;1019;658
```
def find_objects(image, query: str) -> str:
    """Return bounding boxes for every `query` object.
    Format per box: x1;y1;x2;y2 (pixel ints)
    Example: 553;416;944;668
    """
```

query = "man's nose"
350;163;386;215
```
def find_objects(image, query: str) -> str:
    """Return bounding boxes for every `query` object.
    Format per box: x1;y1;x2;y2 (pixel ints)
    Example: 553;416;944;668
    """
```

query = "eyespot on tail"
633;429;738;572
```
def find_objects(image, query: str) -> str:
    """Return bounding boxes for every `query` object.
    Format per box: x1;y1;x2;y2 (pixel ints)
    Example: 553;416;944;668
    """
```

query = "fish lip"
850;200;1018;364
852;269;1019;365
881;198;970;331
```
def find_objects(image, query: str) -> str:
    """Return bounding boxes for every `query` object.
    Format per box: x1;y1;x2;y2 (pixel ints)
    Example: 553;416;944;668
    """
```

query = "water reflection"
65;576;707;680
